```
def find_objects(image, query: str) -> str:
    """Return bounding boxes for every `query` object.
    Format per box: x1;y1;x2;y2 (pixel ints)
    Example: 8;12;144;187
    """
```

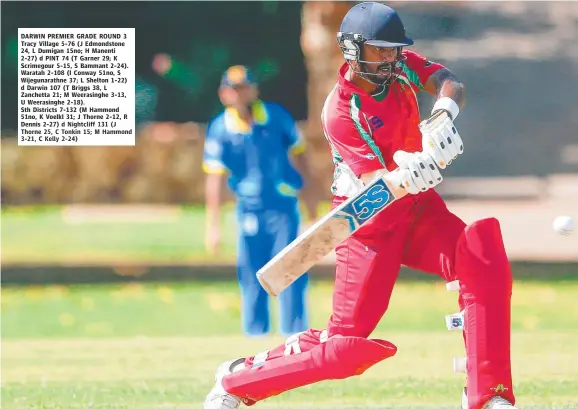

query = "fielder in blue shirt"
202;65;318;337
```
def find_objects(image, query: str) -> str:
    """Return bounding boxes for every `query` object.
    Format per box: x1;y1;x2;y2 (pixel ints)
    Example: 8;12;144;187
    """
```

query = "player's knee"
455;217;512;290
458;217;508;264
322;335;397;379
328;323;374;339
280;328;396;379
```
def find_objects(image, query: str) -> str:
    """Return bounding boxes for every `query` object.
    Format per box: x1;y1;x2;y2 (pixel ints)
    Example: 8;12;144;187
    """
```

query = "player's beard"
358;62;395;86
373;63;395;84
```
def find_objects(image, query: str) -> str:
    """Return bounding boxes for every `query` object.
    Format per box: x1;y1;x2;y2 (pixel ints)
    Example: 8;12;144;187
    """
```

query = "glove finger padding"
392;150;442;195
450;123;464;155
441;124;460;159
392;151;420;195
414;152;442;191
396;168;420;195
421;111;463;169
416;154;432;187
423;154;443;185
432;128;454;168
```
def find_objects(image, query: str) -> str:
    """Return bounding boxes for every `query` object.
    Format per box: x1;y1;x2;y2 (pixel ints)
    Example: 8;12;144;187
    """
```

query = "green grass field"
3;280;578;409
1;204;330;265
1;205;238;264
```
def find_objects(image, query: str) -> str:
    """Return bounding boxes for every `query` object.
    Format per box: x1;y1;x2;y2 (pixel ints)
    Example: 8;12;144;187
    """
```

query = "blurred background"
2;2;578;408
2;1;576;276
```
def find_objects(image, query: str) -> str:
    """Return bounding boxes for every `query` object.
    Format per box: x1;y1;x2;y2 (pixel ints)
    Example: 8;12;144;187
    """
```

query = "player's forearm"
426;68;466;110
360;169;396;187
294;154;318;197
292;153;318;220
360;170;380;186
206;204;220;229
205;174;222;228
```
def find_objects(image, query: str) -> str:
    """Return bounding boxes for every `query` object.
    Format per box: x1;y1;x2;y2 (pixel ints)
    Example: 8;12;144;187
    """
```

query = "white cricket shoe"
461;388;519;409
482;396;519;409
204;358;246;409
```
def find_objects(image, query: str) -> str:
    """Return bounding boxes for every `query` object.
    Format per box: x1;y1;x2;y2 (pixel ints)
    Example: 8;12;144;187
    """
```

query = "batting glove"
420;97;464;169
391;150;443;195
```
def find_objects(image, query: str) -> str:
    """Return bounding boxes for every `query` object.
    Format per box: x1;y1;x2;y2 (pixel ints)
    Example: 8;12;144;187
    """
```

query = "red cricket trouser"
223;189;514;409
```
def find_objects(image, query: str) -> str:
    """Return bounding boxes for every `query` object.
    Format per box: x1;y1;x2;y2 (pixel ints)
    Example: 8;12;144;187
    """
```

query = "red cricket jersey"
321;50;444;198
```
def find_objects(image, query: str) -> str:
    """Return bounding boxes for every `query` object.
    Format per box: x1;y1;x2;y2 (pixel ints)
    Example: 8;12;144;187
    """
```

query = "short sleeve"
202;119;227;175
400;49;446;92
322;95;387;176
273;103;306;155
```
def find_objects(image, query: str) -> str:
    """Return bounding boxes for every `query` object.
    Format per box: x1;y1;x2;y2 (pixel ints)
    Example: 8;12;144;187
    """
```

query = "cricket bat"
256;110;449;296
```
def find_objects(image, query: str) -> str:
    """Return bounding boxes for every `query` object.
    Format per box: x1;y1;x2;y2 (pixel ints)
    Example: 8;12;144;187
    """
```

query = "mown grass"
2;280;577;409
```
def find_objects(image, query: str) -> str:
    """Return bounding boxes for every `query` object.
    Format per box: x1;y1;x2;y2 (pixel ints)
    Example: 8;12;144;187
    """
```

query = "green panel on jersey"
349;94;386;168
399;62;425;91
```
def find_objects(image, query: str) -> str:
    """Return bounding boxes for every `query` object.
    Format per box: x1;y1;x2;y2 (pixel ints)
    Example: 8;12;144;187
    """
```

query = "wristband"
431;97;459;120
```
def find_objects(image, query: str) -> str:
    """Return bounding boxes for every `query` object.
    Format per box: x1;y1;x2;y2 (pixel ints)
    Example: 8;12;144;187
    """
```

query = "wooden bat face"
257;177;397;296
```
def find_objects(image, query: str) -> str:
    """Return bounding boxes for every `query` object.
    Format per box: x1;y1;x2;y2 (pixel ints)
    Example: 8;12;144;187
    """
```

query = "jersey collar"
337;62;387;99
224;100;269;134
337;62;364;96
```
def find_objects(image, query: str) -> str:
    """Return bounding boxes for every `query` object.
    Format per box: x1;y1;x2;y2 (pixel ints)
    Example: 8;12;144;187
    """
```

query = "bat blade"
257;174;406;296
257;213;353;296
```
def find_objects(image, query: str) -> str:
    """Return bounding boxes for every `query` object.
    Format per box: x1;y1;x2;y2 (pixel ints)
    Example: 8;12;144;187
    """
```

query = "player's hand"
420;103;464;170
391;150;443;195
205;225;221;256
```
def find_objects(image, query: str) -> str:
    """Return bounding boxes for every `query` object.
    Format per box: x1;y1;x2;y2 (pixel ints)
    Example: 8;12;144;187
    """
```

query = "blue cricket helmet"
339;2;413;49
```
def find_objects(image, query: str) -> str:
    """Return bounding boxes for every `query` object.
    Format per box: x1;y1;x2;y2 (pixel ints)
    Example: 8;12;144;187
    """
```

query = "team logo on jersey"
368;116;384;132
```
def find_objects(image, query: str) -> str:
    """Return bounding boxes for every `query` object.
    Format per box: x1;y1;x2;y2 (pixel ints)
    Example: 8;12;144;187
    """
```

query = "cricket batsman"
204;3;517;409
